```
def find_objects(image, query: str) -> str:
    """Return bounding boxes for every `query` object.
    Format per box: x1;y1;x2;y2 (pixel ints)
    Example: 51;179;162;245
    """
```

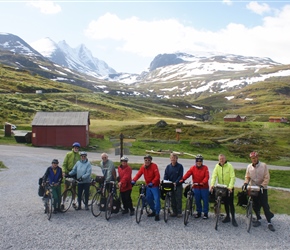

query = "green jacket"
62;150;81;174
210;161;235;189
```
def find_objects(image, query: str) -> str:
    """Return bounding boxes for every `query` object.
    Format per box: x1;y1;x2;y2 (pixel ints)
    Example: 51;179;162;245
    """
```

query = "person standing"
210;154;238;227
69;151;92;210
164;153;184;218
43;159;63;213
118;156;135;216
62;142;81;208
99;153;116;182
180;154;209;219
131;155;161;221
243;151;275;231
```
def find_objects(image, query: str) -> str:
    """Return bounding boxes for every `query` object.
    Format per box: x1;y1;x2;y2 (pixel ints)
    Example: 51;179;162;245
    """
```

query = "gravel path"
0;145;289;250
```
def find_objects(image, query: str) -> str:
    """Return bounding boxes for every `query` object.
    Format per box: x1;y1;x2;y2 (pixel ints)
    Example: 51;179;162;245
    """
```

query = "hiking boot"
76;206;82;210
72;203;77;209
194;213;201;218
222;216;230;223
155;214;160;221
268;224;275;232
253;220;261;227
53;210;58;214
122;209;129;214
203;213;208;219
130;209;135;216
177;213;183;218
60;204;64;211
85;205;89;211
147;212;156;217
170;213;177;217
232;219;238;227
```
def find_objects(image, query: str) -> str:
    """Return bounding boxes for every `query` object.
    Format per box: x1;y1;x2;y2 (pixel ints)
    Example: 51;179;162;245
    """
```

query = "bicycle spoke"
91;192;102;217
246;200;253;233
136;197;143;224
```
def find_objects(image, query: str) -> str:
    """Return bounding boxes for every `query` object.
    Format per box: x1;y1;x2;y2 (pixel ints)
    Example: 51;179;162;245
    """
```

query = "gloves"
131;180;136;186
148;183;153;187
77;177;83;182
260;185;264;190
179;179;184;183
242;183;248;191
65;174;71;178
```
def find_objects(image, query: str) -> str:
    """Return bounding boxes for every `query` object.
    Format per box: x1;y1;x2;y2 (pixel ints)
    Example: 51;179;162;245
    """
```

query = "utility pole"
120;133;124;158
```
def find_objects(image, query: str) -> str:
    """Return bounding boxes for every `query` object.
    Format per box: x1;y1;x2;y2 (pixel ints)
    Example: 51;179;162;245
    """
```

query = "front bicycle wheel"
184;196;191;226
136;197;143;224
46;192;53;220
214;198;221;230
60;189;73;213
191;196;196;216
105;193;113;220
164;194;170;223
246;200;253;233
91;192;102;217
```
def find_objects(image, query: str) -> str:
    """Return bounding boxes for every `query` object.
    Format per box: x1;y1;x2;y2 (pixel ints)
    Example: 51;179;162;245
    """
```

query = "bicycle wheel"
246;200;253;233
164;194;170;223
46;192;53;220
91;192;102;217
184;196;191;225
214;198;221;230
105;193;113;220
191;196;196;216
136;197;143;224
83;185;98;206
60;189;73;213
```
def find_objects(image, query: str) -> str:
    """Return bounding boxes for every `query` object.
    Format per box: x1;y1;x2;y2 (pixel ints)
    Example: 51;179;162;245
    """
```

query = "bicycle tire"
215;198;221;230
91;192;102;217
83;185;98;206
46;192;53;220
246;200;253;233
191;196;196;216
136;197;143;224
164;194;170;223
105;193;113;220
184;196;191;225
60;189;73;213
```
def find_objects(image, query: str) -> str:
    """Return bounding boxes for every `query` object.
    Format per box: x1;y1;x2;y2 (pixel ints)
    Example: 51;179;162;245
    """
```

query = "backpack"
112;197;121;214
38;177;44;197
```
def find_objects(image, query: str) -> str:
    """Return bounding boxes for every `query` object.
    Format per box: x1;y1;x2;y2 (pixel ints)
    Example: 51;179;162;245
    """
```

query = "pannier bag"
100;197;107;211
95;176;105;184
247;185;260;197
38;177;44;197
183;184;193;198
215;184;228;198
112;197;121;214
237;191;248;206
209;189;216;203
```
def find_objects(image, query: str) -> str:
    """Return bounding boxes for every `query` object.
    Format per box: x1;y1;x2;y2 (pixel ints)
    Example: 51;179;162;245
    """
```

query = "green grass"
0;161;7;169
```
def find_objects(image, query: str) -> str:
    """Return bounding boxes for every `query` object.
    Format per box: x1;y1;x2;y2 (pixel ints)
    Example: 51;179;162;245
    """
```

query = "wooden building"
223;115;241;122
269;117;288;123
31;111;90;147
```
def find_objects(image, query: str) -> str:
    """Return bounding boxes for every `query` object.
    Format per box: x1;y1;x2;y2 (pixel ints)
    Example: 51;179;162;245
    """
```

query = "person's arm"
151;165;160;186
210;165;218;189
132;166;144;182
182;167;193;182
201;166;209;185
261;164;270;187
69;162;78;176
62;153;69;175
228;164;235;190
244;165;251;184
58;167;63;184
43;167;49;182
175;164;184;184
82;163;92;180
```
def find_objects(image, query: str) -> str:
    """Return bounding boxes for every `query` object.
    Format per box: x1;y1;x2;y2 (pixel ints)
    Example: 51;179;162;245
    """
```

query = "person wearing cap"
43;159;63;213
180;154;209;219
118;156;134;216
99;153;116;182
164;153;184;218
69;151;92;210
132;154;161;221
62;142;81;208
210;154;238;227
243;151;275;232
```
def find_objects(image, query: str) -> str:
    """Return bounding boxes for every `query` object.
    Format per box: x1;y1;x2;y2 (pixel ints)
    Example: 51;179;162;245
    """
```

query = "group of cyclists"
42;142;275;232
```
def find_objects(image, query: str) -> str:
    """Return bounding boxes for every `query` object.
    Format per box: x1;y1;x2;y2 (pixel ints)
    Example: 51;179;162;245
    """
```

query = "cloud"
84;6;290;64
246;1;271;15
222;0;233;6
27;0;61;14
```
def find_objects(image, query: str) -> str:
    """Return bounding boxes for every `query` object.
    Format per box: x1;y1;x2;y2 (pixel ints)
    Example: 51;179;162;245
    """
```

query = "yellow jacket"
210;161;235;189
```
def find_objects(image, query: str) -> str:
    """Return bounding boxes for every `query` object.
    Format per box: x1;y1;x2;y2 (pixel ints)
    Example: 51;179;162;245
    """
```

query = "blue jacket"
164;162;184;186
44;166;63;185
69;159;92;183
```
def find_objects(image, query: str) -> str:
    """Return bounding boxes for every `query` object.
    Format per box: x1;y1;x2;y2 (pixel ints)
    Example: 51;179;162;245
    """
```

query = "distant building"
31;111;90;147
269;117;288;123
223;115;242;122
240;116;247;122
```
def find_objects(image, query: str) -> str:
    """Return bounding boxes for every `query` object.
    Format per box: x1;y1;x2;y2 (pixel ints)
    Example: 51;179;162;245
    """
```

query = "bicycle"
105;181;121;220
183;182;196;226
160;180;175;223
135;183;152;224
244;185;261;233
82;178;99;207
213;184;228;230
42;181;54;220
60;177;78;212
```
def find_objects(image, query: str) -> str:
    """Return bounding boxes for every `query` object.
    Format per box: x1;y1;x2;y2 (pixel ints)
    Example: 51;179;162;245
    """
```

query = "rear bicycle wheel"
105;193;113;220
60;189;73;213
91;192;102;217
184;196;191;225
246;200;253;233
46;192;53;220
191;196;196;216
164;194;170;223
215;198;221;230
136;197;143;224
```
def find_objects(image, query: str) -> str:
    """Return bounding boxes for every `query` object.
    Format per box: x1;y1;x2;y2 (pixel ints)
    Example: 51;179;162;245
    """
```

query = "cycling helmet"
80;151;87;156
72;142;80;148
144;154;152;160
249;151;258;158
195;154;203;162
120;156;129;162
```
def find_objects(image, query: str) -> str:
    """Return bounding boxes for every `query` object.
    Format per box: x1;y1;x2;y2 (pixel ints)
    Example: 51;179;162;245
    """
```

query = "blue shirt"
164;162;184;186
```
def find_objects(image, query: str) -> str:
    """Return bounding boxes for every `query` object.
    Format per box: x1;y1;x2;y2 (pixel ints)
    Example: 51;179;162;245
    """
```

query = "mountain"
30;38;116;78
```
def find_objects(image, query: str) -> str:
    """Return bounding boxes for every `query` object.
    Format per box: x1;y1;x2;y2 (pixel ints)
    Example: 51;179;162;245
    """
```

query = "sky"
1;0;290;74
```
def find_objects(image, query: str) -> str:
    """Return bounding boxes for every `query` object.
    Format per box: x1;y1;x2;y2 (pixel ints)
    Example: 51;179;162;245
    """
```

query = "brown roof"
31;112;90;126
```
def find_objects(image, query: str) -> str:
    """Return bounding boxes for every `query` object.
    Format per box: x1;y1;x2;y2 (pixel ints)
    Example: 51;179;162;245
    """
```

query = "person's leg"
260;189;274;222
194;188;202;216
229;190;238;226
222;195;230;223
84;183;90;208
56;185;62;210
201;188;209;217
253;194;262;220
170;189;178;215
51;186;58;210
146;187;155;214
77;183;84;209
175;185;183;215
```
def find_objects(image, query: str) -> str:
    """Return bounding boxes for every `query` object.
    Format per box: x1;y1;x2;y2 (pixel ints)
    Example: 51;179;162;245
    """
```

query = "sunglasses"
144;159;151;162
196;160;202;162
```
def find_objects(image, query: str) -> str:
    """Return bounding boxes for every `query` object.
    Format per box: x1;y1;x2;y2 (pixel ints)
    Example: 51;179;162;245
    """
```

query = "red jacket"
133;163;160;187
118;164;132;192
182;165;209;189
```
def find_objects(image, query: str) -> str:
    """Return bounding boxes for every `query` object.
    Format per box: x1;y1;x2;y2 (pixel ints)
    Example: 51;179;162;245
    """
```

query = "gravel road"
0;145;289;250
